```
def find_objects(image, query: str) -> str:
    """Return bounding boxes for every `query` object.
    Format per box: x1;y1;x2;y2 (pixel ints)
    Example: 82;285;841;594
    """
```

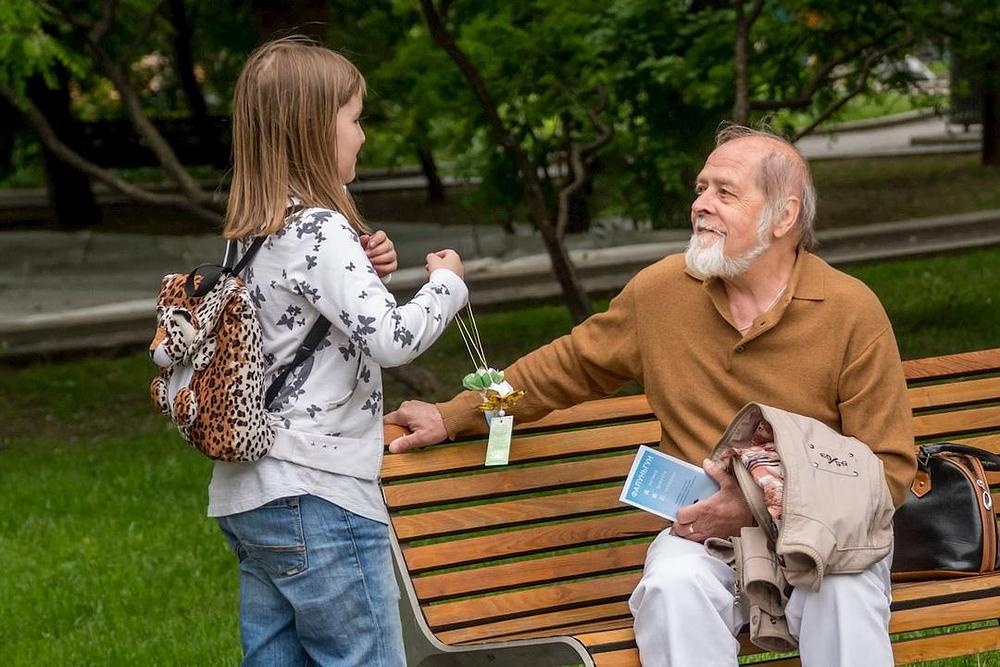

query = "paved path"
2;209;1000;359
796;115;980;160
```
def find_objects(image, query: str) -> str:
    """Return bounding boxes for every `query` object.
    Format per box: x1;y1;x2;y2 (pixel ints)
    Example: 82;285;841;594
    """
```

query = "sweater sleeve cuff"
436;390;488;440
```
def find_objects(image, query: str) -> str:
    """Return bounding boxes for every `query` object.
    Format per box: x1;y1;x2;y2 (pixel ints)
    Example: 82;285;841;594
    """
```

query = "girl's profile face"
336;92;365;184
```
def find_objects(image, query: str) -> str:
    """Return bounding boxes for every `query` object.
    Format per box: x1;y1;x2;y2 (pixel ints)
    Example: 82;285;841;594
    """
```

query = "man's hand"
361;230;398;278
673;459;754;543
384;400;449;453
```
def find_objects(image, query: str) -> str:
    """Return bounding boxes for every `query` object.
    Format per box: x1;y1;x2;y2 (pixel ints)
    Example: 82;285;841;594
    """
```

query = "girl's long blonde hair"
224;36;368;239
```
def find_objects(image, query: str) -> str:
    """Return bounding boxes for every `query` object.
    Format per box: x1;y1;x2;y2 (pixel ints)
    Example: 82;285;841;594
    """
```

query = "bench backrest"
381;349;1000;651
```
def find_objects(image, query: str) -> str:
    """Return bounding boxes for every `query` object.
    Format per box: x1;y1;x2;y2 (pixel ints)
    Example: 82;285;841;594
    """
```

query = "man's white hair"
715;124;817;251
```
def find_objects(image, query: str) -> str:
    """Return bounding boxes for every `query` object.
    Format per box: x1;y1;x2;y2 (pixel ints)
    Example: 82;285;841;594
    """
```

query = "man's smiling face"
685;138;773;277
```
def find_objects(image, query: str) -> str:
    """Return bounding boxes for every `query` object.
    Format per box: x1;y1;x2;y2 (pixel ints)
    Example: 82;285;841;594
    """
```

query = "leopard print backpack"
149;209;330;462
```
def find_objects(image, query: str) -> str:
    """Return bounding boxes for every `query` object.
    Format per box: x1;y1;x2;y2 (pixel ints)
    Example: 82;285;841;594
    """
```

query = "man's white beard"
685;213;771;278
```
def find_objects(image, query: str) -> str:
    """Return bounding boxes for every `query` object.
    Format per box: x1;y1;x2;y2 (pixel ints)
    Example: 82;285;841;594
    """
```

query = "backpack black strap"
264;315;332;409
185;204;305;298
184;237;267;298
180;203;325;409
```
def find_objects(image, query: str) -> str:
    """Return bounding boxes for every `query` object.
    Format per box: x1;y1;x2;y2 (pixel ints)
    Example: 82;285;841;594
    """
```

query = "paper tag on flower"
485;414;514;466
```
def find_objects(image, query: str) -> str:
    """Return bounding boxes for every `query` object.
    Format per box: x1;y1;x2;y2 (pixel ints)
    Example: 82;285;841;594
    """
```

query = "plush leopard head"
149;273;208;367
150;305;197;367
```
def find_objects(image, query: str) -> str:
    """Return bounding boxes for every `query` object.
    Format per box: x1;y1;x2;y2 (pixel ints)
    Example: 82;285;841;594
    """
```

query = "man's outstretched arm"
384;278;645;452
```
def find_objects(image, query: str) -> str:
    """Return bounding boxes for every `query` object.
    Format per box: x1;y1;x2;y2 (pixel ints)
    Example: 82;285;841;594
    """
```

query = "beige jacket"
706;403;896;651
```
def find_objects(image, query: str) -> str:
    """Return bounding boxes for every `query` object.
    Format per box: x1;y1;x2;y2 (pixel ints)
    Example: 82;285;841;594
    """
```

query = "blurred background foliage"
2;0;997;229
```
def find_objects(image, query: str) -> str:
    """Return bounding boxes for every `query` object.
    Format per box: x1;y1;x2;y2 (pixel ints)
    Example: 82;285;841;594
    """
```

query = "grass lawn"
1;247;998;665
812;154;1000;230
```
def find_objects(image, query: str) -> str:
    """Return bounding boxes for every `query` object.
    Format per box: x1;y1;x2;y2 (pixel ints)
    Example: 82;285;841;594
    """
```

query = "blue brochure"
619;445;720;521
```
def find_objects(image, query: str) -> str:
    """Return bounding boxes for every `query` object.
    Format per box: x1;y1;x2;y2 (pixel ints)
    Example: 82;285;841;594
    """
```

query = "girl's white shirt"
207;207;467;520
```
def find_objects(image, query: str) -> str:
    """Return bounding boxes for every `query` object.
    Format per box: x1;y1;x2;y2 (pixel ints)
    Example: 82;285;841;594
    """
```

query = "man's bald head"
714;125;817;251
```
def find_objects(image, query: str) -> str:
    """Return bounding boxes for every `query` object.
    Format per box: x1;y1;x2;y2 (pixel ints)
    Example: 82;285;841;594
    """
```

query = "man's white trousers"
628;531;893;667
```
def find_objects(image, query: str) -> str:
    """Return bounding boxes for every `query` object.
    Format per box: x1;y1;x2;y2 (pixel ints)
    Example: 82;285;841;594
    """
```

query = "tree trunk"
983;57;1000;167
0;93;15;174
732;0;751;125
166;0;211;141
27;72;101;229
559;113;593;235
419;0;593;322
416;145;446;204
533;204;592;322
564;175;592;234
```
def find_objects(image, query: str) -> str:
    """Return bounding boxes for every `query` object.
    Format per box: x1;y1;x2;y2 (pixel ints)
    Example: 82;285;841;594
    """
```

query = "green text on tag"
485;414;514;466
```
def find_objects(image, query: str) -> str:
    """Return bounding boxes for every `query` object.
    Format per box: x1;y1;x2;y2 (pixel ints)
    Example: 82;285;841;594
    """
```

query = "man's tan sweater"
437;252;916;507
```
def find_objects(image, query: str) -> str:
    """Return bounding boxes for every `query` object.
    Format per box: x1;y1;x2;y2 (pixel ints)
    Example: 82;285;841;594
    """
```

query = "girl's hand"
361;230;398;278
425;249;464;279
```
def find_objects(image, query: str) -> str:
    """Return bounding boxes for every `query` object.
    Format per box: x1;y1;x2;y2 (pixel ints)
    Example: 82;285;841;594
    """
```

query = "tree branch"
418;0;547;219
557;90;612;239
90;0;119;45
46;2;224;213
418;0;593;321
793;34;915;141
0;84;222;225
749;29;899;112
123;0;168;65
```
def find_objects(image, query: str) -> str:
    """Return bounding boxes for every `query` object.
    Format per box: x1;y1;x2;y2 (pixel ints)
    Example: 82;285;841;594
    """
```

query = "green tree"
0;0;246;227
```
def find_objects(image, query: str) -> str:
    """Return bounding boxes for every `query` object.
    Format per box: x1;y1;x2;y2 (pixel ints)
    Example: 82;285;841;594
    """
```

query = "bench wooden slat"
902;348;1000;380
413;543;648;601
891;596;1000;633
908;376;1000;411
592;648;641;667
891;570;1000;602
401;512;667;572
424;572;639;630
515;394;652;432
382;421;661;481
892;625;1000;664
475;617;635;645
436;601;633;645
948;432;1000;452
575;628;635;650
393;486;628;540
384;453;635;509
912;404;1000;439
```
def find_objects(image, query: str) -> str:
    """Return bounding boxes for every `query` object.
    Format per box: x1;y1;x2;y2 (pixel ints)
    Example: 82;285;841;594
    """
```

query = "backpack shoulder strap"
264;316;332;409
186;204;307;298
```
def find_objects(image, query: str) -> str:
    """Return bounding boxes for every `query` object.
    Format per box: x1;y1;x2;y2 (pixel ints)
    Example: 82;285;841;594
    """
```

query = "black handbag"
891;443;999;581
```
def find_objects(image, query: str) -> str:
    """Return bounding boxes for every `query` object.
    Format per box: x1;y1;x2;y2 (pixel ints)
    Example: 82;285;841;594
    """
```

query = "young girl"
210;37;467;666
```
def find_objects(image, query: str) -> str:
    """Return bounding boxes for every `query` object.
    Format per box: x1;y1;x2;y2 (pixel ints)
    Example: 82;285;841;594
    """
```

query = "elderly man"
385;125;916;666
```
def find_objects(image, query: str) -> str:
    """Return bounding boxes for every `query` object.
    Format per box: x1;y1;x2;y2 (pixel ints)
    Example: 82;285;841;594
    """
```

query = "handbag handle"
918;442;1000;472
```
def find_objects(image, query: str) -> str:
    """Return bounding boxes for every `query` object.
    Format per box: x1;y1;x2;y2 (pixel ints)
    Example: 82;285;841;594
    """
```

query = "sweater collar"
684;250;826;302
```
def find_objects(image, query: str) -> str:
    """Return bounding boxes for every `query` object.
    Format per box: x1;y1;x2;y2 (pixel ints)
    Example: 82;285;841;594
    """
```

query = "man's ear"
772;196;801;240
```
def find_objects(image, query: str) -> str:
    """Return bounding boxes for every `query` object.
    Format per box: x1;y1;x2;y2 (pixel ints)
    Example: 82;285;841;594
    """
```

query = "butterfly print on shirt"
361;390;382;416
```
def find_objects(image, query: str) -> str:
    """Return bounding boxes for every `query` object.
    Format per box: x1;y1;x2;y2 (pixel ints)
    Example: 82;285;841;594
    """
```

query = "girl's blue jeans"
217;495;406;666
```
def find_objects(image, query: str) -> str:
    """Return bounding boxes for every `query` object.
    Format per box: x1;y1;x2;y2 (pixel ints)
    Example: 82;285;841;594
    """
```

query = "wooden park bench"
381;348;1000;666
